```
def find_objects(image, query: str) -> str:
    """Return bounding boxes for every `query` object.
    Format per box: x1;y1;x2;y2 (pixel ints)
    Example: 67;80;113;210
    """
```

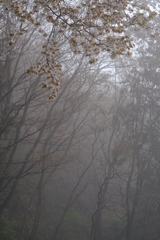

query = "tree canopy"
0;0;158;98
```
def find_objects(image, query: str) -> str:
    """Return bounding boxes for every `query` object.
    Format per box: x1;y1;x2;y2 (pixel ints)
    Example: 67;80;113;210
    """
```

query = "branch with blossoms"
0;0;158;99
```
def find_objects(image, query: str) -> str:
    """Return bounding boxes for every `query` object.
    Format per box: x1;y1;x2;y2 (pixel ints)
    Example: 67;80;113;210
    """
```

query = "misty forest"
0;1;160;240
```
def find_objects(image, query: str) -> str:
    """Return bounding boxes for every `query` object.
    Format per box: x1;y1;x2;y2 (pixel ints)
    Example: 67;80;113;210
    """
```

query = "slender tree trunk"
29;162;45;240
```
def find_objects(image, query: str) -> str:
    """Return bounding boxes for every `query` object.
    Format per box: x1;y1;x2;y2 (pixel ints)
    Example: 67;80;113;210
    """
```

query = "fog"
0;1;160;240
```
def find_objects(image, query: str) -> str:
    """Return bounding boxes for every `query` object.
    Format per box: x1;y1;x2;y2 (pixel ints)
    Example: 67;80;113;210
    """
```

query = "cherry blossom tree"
0;0;158;98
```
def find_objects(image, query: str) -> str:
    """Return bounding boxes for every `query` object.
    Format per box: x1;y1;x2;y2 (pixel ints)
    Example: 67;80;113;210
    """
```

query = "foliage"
0;216;17;240
0;0;158;98
56;207;89;240
102;211;125;240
